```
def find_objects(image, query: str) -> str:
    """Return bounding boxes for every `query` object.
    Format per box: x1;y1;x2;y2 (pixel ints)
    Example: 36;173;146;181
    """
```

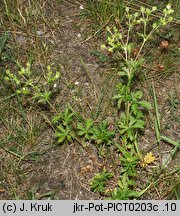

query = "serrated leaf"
132;119;145;129
77;122;83;130
77;130;85;137
85;119;94;129
131;103;138;115
134;90;143;99
138;101;152;109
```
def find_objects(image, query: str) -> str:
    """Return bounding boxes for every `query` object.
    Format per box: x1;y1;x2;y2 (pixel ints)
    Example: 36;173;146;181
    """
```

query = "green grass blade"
161;135;180;148
0;33;8;55
151;82;161;143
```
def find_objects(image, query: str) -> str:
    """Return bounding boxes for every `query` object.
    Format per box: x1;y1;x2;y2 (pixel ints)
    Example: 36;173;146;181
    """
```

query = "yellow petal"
144;152;156;164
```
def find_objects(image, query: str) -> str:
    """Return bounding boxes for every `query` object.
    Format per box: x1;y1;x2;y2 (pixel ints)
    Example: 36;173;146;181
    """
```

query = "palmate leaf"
55;125;73;144
134;90;143;99
33;90;51;103
110;173;141;200
52;114;61;124
82;118;94;130
90;169;113;193
92;120;115;145
63;108;74;125
56;133;66;143
91;50;108;63
120;149;139;176
119;127;128;134
77;118;94;140
52;108;74;125
110;186;148;200
128;116;136;126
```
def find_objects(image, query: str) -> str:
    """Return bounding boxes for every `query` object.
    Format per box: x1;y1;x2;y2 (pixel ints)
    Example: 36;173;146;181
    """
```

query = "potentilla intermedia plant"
101;4;174;144
99;4;174;199
3;62;60;106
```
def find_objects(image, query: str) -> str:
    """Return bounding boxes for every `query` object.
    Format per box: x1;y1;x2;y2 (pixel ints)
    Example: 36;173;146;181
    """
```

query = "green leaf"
55;125;73;144
77;118;94;140
161;135;180;148
122;67;129;72
134;90;143;99
90;169;113;193
131;103;138;115
127;190;142;198
57;134;66;143
132;119;145;129
52;114;61;124
92;120;115;145
117;71;128;76
138;101;152;109
91;51;108;63
155;119;161;143
52;108;74;126
85;119;94;129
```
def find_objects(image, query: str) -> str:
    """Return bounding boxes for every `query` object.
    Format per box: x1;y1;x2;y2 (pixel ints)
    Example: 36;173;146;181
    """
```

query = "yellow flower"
141;152;156;167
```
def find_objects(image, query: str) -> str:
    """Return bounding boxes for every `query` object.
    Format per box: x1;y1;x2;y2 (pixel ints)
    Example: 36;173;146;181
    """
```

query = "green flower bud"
5;69;11;75
152;6;157;11
140;7;145;13
146;8;151;15
107;36;111;42
152;23;157;28
136;19;141;24
4;76;10;81
168;16;173;22
113;26;118;33
106;26;111;32
166;4;171;10
125;7;129;13
22;87;29;94
134;12;139;18
163;8;168;15
55;71;60;79
26;62;30;68
108;47;113;52
101;44;106;49
21;68;25;74
16;89;21;94
169;9;174;14
47;65;51;71
117;33;122;40
15;79;20;85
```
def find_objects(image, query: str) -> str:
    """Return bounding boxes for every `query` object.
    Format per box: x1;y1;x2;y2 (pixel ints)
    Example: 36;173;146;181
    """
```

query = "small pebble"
77;33;81;38
75;81;79;85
